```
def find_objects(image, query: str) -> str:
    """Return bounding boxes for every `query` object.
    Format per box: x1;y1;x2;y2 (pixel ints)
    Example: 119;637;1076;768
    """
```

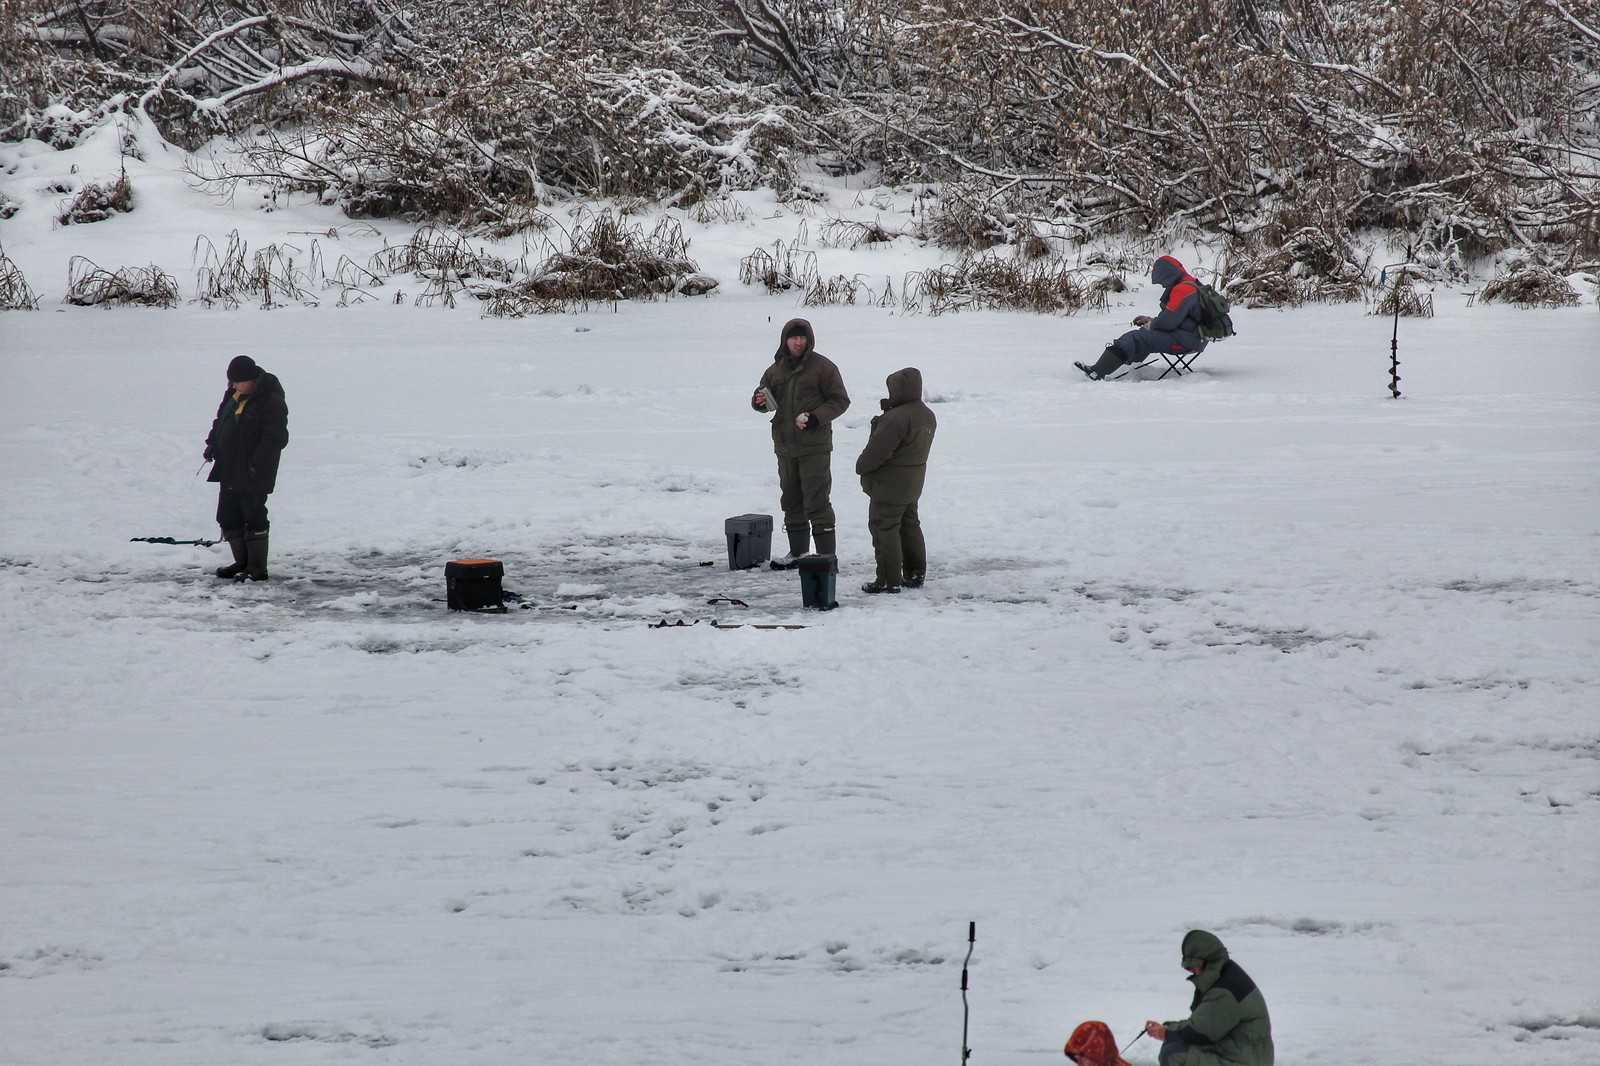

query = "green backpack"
1194;281;1235;340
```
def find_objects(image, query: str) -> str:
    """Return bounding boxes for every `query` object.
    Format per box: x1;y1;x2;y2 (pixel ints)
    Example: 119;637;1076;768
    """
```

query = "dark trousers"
1158;1037;1192;1066
867;498;924;586
1114;327;1196;364
216;487;270;534
777;452;835;529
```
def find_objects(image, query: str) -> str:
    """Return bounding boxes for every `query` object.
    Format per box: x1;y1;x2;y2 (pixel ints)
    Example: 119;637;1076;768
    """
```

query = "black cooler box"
724;514;773;570
446;557;507;612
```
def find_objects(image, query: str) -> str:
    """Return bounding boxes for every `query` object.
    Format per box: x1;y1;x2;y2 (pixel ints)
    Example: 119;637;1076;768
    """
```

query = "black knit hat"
226;355;260;382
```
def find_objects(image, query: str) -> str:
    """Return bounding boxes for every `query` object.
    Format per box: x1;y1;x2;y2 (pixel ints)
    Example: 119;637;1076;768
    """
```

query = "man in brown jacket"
752;318;851;566
855;367;936;593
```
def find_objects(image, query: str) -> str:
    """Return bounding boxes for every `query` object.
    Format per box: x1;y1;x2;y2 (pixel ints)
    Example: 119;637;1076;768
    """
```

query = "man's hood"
776;317;816;360
1181;929;1229;971
885;366;922;407
1152;255;1187;288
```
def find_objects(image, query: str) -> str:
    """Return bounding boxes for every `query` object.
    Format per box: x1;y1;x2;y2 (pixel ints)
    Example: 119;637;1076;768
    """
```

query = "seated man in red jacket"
1076;256;1208;380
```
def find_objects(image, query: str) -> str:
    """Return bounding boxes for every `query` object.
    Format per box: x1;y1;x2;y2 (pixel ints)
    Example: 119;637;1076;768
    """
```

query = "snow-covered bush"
901;256;1108;317
55;173;133;225
7;1;415;148
64;257;179;307
1372;272;1436;318
198;49;805;226
740;240;818;294
858;0;1600;272
802;274;895;308
8;0;1599;286
0;246;40;309
370;228;515;296
1480;260;1583;308
481;210;701;316
192;231;320;309
358;226;517;308
817;218;899;249
917;181;1020;252
1224;211;1371;307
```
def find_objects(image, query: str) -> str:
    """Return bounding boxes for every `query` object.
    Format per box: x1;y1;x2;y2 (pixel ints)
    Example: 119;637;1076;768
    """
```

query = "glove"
795;412;813;429
879;398;892;411
203;446;214;461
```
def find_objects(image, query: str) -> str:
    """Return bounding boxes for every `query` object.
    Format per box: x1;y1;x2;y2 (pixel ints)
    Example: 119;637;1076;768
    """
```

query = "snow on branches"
7;1;414;144
7;0;1599;279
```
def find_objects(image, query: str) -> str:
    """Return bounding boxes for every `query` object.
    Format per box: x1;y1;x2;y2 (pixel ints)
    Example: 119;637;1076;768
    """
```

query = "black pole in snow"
961;921;975;1066
1388;245;1411;399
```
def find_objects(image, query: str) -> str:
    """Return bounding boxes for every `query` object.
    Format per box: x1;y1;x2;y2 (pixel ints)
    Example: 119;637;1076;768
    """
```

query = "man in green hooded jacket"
751;318;850;565
855;367;936;593
1144;930;1273;1066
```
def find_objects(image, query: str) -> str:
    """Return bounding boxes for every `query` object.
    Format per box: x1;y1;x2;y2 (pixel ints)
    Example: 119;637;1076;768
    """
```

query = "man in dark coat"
204;355;288;581
752;318;850;566
1076;255;1208;380
854;367;936;594
1144;930;1274;1066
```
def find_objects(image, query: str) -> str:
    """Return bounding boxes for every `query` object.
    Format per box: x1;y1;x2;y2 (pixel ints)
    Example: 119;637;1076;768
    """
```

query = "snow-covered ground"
2;123;1598;1066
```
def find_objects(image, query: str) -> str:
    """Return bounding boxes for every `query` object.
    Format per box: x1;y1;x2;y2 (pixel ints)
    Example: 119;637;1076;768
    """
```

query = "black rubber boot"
1074;345;1124;381
903;570;925;589
811;524;836;556
214;529;247;579
240;531;270;581
861;579;901;594
771;524;810;569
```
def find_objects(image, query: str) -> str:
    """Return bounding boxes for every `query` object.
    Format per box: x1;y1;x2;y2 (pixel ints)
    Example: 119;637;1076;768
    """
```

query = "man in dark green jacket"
855;367;936;594
1145;930;1273;1066
752;318;850;566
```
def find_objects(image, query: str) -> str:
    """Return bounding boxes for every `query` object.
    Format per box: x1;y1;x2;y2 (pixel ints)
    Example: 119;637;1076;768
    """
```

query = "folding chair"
1109;347;1199;380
